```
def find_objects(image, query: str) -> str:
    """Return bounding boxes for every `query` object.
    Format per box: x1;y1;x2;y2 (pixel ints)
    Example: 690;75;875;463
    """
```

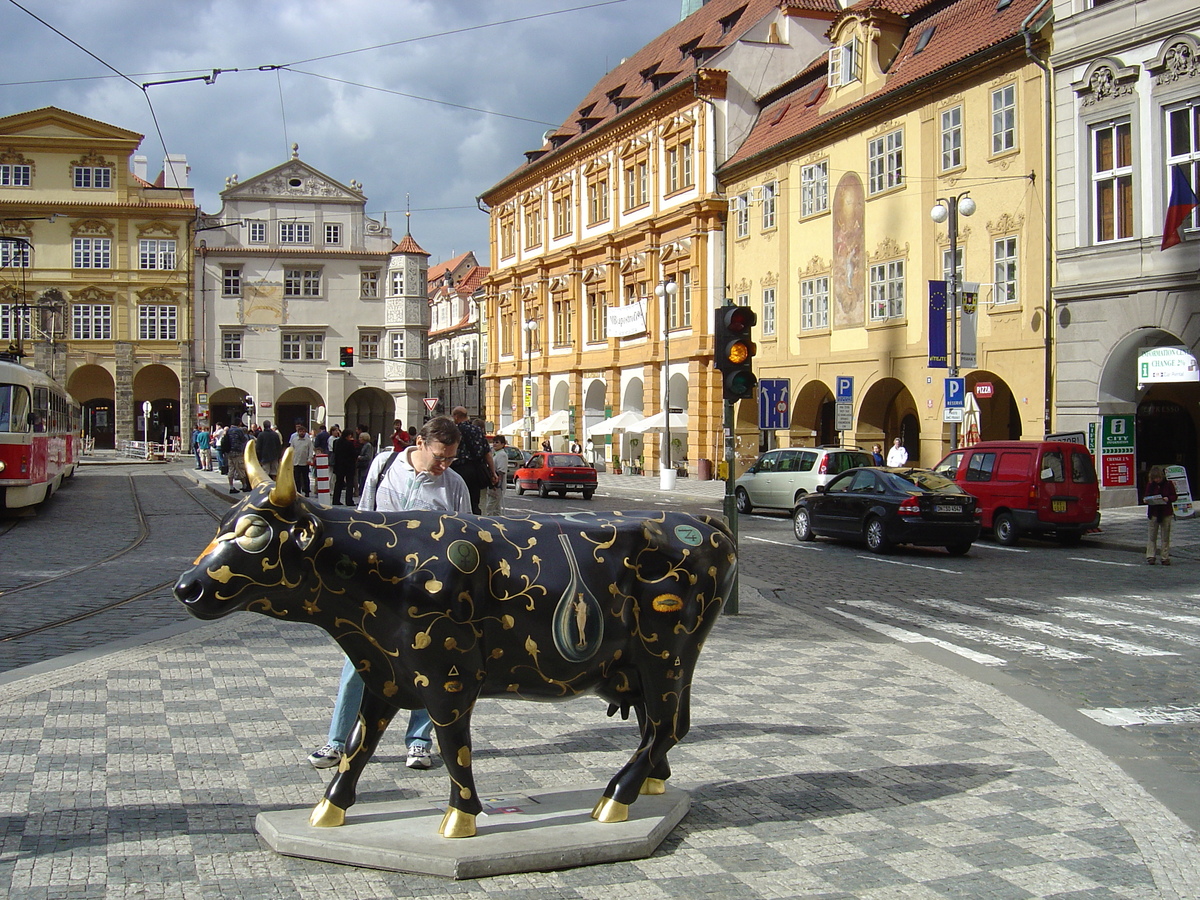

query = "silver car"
735;447;874;514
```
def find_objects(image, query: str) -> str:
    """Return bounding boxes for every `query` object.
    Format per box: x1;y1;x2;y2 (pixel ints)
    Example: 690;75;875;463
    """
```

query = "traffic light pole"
722;396;739;615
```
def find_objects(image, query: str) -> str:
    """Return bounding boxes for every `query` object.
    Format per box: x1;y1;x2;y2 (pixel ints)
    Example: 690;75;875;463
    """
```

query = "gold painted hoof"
591;796;629;823
308;799;345;828
640;777;667;795
439;807;477;838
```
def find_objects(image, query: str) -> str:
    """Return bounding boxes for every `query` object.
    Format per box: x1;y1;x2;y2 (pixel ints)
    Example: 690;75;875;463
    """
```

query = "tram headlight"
0;460;6;473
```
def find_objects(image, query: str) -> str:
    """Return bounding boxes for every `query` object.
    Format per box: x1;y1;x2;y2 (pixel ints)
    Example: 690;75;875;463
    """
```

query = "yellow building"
720;0;1053;469
479;0;839;472
0;107;196;448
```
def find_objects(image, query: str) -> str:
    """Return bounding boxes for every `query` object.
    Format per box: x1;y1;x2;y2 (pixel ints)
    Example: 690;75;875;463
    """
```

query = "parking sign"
944;377;965;409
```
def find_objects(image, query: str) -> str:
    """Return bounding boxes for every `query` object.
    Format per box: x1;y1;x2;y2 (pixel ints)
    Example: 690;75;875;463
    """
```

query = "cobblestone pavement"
2;579;1200;898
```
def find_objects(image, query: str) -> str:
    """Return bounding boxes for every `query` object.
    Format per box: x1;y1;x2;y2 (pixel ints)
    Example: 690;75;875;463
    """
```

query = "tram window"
32;386;48;432
0;385;31;433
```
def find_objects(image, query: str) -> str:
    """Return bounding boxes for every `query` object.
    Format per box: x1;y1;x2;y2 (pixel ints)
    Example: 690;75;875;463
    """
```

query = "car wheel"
864;516;891;553
583;490;594;500
945;542;972;556
558;490;567;498
993;512;1020;546
538;481;550;498
793;507;815;542
735;487;753;514
516;483;525;495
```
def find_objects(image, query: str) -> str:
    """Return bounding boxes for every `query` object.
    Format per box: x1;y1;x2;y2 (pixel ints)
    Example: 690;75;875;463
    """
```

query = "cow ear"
293;510;322;551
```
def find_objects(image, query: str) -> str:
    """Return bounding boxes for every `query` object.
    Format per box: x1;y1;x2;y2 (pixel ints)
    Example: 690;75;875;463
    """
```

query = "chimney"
162;154;189;188
132;155;148;181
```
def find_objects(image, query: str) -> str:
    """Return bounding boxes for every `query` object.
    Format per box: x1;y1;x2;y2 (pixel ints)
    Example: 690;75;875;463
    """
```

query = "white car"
735;447;874;514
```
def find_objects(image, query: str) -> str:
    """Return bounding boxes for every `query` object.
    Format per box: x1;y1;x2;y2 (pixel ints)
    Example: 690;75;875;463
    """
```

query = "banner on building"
928;281;947;368
607;299;647;338
959;282;979;370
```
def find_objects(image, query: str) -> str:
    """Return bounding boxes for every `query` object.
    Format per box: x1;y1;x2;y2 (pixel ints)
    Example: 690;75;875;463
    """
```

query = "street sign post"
834;376;853;432
757;378;790;430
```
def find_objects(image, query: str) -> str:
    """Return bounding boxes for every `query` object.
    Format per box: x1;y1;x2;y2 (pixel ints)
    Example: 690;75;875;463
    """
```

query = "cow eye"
234;514;272;553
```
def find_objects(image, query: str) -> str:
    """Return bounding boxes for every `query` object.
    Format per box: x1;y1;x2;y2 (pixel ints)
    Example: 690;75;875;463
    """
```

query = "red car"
515;452;597;499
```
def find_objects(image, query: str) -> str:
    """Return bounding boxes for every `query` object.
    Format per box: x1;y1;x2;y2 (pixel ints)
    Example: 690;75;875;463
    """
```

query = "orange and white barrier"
314;452;331;505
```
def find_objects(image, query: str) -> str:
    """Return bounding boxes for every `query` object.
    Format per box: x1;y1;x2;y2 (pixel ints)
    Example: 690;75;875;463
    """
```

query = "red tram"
0;356;81;509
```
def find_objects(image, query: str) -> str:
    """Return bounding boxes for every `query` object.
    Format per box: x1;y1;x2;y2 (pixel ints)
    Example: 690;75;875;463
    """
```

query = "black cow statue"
174;443;736;838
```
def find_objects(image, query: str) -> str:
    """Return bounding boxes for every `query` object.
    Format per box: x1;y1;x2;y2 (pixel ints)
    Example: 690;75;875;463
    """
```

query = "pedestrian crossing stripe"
1080;706;1200;727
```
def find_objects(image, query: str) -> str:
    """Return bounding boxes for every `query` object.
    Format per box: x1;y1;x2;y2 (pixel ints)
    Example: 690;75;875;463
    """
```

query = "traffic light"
339;346;355;367
713;304;757;401
243;395;255;415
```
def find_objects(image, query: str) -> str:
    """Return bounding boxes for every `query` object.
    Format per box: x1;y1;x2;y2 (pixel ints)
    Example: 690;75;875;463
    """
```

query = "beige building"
0;107;196;448
720;0;1053;470
479;0;839;469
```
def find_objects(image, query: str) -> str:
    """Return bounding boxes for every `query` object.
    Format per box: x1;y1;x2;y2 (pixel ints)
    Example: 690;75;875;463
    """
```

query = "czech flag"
1162;165;1199;250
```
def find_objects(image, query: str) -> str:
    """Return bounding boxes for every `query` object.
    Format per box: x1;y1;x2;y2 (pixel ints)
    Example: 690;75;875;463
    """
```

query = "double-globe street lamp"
654;277;678;490
524;318;537;451
929;192;976;451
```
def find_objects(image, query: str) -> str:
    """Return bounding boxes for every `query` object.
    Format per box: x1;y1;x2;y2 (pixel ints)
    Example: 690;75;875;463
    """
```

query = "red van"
932;441;1100;545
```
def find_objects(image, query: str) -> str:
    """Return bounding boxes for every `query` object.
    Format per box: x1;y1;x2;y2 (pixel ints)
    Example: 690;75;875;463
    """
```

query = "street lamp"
524;319;537;451
654;277;678;489
930;192;976;450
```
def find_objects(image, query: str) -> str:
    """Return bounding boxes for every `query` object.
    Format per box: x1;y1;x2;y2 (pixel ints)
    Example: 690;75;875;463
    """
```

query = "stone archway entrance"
132;364;180;445
858;378;920;464
964;371;1021;443
68;364;116;449
344;387;391;442
791;379;834;447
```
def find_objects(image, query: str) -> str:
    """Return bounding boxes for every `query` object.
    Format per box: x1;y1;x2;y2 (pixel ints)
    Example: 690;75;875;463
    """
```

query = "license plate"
935;504;960;514
1052;498;1067;513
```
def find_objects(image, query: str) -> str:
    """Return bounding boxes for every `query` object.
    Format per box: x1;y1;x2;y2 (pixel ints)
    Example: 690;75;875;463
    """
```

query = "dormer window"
719;7;745;35
828;37;860;88
679;37;700;60
650;71;678;91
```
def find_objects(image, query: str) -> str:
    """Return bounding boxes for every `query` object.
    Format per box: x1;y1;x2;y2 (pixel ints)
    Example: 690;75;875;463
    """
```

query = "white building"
1052;0;1200;506
193;146;430;437
427;251;488;420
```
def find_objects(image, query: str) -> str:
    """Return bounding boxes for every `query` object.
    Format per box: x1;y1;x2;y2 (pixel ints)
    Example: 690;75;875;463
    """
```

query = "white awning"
497;420;526;435
585;410;645;436
628;410;688;433
532;410;570;434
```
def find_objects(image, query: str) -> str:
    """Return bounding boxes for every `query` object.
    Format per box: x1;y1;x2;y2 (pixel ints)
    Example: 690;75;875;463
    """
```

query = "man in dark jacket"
330;425;358;506
449;406;496;514
255;420;283;478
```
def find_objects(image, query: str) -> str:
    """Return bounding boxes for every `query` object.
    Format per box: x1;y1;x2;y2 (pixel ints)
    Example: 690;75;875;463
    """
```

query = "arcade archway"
68;364;115;449
343;387;389;441
132;365;180;445
858;378;919;464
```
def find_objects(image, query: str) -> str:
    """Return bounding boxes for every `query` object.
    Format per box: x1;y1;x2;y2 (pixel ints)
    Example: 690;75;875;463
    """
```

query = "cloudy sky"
0;0;684;264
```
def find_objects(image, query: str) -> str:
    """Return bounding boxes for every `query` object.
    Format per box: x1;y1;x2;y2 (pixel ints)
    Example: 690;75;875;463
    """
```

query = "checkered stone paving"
1;588;1198;898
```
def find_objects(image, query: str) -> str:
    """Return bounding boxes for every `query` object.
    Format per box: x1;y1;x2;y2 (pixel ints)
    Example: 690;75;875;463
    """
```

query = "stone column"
114;342;135;443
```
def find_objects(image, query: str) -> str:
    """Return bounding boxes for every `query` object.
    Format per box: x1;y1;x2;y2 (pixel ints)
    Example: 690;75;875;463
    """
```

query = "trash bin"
697;458;713;481
716;459;729;480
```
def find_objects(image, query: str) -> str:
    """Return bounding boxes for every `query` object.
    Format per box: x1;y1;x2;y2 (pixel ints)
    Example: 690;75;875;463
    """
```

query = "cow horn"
245;439;268;489
270;447;297;506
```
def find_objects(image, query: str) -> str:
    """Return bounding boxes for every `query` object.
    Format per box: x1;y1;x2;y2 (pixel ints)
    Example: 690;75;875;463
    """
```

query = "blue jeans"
327;657;434;751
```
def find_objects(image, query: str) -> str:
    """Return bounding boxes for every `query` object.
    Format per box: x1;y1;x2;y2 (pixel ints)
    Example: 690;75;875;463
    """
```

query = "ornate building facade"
427;251;488;420
720;0;1053;470
1052;0;1200;506
194;149;430;437
480;0;839;464
0;107;196;448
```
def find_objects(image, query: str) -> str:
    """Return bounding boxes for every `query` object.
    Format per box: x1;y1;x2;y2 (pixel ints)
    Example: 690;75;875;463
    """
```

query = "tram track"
0;470;227;648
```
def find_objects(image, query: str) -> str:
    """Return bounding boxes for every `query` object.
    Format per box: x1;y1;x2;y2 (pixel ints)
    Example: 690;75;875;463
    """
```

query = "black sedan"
792;467;981;555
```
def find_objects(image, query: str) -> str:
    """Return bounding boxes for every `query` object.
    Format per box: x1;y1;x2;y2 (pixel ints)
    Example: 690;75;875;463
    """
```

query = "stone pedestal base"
255;785;689;879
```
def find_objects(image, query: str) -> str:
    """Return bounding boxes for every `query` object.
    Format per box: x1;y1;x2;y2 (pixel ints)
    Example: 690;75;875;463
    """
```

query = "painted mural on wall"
174;443;737;839
832;171;866;328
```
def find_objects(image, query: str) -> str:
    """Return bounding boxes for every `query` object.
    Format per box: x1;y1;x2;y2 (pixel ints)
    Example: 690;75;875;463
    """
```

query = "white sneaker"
406;745;432;769
307;743;343;769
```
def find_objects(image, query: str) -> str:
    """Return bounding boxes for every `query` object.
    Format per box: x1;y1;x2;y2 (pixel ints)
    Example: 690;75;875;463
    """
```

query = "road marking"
855;555;962;575
827;608;1006;666
1080;706;1200;727
965;543;1029;553
909;596;1178;657
744;535;820;550
838;599;1092;660
1067;557;1140;568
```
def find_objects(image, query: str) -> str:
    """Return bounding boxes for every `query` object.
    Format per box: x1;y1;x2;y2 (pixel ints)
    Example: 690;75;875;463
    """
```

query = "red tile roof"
486;0;840;195
427;251;475;283
393;233;429;256
723;0;1045;174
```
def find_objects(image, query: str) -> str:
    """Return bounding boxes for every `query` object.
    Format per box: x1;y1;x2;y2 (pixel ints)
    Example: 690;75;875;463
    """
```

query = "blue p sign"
945;377;965;408
836;376;853;402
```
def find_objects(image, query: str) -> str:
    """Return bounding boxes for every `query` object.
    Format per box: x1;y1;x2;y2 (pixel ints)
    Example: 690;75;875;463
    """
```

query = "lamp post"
654;277;678;489
524;319;537;451
930;192;976;451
